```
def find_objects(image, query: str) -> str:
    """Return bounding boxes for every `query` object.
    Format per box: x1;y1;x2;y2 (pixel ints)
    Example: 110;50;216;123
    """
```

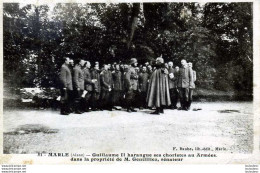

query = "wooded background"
3;3;253;96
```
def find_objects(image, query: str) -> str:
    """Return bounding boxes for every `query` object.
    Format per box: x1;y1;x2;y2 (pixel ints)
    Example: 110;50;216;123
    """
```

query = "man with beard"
59;57;73;115
73;59;85;114
168;61;178;109
146;57;171;114
177;60;193;111
100;64;113;111
112;64;123;109
138;66;149;109
91;62;101;111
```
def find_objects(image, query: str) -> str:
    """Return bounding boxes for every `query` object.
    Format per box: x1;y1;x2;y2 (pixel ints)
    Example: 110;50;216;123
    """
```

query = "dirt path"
3;102;253;154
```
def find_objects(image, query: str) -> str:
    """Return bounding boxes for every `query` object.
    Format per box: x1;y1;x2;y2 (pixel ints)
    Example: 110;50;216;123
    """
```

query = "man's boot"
74;101;83;114
151;107;160;115
130;107;137;112
160;107;164;114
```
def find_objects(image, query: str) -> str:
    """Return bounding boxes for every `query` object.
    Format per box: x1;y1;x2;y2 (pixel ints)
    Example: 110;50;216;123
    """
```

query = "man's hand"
163;68;169;74
169;73;174;79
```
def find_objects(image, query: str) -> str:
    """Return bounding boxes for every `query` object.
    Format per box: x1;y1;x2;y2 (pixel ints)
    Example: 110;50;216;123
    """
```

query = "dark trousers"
100;90;112;109
91;92;100;109
132;90;139;108
112;90;122;106
169;88;179;108
178;88;189;109
82;91;92;111
124;90;134;110
187;89;194;109
60;88;71;113
74;89;83;112
140;91;147;108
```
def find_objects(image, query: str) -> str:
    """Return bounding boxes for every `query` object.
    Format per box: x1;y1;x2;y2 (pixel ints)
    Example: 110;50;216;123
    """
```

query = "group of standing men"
59;57;196;115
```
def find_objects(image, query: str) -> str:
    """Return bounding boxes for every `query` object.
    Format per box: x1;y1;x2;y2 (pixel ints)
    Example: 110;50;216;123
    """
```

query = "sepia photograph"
1;1;258;165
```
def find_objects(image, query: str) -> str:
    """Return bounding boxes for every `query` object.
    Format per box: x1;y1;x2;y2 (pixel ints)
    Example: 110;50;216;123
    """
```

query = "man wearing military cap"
128;58;139;111
122;65;135;112
146;57;171;114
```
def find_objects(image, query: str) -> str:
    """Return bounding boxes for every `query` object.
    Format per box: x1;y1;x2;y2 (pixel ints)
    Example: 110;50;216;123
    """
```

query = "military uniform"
73;64;84;113
83;67;93;111
112;70;123;106
187;69;196;109
59;63;73;114
122;68;135;112
100;69;113;110
138;71;149;108
177;65;193;110
129;66;139;108
91;69;101;110
168;67;178;109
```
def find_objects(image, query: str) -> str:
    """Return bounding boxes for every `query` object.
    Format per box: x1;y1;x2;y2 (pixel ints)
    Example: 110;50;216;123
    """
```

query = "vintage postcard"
0;0;259;167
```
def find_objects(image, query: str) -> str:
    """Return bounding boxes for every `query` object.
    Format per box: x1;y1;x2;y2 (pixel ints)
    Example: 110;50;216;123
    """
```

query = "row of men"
59;57;196;115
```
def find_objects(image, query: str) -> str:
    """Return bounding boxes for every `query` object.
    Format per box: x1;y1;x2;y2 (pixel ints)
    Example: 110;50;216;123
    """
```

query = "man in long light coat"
187;62;196;110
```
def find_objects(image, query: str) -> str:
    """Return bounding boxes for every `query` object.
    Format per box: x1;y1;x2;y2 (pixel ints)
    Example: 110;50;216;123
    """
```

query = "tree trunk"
127;3;140;49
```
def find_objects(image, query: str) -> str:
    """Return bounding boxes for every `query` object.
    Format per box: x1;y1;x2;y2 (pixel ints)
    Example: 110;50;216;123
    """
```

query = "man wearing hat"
122;65;135;112
146;57;171;114
129;58;139;111
138;66;149;109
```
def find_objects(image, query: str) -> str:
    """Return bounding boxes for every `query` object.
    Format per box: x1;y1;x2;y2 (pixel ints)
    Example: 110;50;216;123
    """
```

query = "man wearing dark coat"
129;58;139;110
100;64;113;111
177;59;193;111
138;66;149;109
112;64;123;108
91;62;101;111
122;65;136;112
59;57;73;115
147;64;153;78
73;59;85;114
168;61;178;109
146;57;171;114
82;61;95;112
